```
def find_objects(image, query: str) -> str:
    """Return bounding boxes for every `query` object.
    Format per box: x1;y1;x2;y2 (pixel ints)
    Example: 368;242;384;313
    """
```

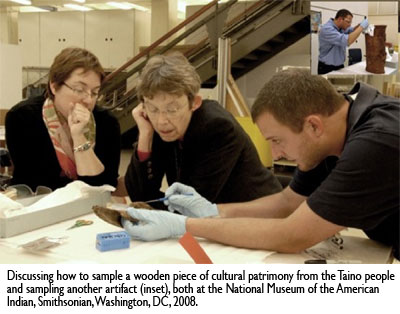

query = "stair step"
270;35;285;43
257;44;273;52
285;26;298;34
243;53;258;61
231;62;247;69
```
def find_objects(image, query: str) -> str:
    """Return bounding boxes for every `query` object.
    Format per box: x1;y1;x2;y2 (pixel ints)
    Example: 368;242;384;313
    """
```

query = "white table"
0;211;394;264
0;213;276;264
329;60;398;75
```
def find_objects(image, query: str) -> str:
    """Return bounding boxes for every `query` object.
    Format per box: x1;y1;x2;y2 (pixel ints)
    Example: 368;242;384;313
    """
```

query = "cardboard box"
0;192;110;238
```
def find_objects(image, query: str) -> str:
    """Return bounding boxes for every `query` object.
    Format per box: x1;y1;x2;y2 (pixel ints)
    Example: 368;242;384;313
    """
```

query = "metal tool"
67;219;93;230
145;193;193;204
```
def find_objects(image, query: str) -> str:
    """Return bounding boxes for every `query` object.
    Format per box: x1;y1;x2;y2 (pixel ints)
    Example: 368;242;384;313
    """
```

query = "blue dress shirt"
319;19;354;66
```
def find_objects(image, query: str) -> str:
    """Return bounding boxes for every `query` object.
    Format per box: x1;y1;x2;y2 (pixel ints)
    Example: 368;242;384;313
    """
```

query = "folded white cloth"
2;181;115;217
0;193;23;218
391;52;398;63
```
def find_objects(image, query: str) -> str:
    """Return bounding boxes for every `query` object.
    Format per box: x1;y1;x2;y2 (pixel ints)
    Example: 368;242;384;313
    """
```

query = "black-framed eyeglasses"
63;82;99;100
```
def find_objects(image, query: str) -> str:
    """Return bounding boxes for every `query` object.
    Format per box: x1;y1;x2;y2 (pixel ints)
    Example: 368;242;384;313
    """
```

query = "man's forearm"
217;187;305;219
348;27;363;45
186;216;300;253
186;201;344;254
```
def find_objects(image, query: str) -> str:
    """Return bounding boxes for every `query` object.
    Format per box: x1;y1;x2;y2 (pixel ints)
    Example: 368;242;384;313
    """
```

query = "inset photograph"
311;1;398;75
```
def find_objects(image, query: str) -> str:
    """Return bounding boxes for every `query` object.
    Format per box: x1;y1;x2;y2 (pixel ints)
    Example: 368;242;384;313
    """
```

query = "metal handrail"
99;0;239;110
100;0;301;112
103;0;219;84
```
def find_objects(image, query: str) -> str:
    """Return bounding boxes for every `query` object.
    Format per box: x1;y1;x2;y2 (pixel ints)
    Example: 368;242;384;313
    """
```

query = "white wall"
368;15;398;45
0;8;18;45
18;9;150;69
368;1;398;46
311;1;369;74
134;10;151;55
0;43;22;110
0;11;8;44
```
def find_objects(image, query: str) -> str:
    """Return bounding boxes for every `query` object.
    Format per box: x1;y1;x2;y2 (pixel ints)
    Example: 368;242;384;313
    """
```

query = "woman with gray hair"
117;53;281;206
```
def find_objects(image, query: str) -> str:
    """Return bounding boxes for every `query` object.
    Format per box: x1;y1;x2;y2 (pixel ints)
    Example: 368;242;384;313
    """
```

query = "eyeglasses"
63;82;99;100
144;102;188;119
343;19;352;24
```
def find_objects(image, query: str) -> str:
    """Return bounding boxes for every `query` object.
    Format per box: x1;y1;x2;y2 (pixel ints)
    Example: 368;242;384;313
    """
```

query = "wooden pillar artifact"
365;25;387;74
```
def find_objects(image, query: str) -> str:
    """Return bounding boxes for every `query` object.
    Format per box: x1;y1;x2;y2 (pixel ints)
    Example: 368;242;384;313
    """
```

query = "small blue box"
96;231;131;252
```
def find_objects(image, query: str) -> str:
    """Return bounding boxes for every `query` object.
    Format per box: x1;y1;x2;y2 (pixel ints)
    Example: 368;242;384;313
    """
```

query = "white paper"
391;52;398;63
363;24;375;36
0;193;23;217
3;181;115;217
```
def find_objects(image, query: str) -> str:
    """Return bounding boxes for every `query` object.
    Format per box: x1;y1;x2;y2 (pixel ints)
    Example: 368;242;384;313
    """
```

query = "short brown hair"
335;9;353;19
46;47;105;100
137;53;201;106
251;69;345;132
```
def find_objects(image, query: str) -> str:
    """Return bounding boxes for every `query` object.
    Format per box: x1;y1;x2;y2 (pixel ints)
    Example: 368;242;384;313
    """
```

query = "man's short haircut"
137;53;201;107
46;47;105;100
251;69;346;133
335;9;353;19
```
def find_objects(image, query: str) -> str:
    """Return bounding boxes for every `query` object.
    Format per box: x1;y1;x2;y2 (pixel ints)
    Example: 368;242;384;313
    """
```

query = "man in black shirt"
122;69;399;260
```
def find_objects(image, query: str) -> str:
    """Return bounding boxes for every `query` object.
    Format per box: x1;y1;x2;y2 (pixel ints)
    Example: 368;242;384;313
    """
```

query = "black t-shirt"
290;83;400;259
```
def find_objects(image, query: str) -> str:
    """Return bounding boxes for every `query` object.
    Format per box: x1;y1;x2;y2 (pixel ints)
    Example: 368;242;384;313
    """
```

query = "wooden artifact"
93;202;153;228
365;25;387;74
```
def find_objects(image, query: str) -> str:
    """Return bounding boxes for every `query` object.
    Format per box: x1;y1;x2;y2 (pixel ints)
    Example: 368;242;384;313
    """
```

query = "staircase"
99;0;310;135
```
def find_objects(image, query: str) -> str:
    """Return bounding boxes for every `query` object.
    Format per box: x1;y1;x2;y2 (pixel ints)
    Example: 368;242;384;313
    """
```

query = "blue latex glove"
360;18;369;29
164;182;219;217
122;208;186;241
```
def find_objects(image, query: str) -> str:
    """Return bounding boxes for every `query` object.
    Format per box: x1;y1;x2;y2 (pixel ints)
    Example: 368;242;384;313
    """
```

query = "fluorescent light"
72;0;86;3
106;2;133;10
11;0;32;5
36;6;57;12
64;4;92;11
19;6;47;12
106;2;149;12
85;3;112;10
178;1;186;13
129;3;150;12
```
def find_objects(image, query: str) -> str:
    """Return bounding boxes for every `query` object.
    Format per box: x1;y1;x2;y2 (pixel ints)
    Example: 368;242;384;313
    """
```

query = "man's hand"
122;208;186;241
164;182;219;217
360;18;369;29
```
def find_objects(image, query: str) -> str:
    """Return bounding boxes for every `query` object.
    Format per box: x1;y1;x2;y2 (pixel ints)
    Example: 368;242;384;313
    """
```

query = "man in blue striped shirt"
318;9;369;74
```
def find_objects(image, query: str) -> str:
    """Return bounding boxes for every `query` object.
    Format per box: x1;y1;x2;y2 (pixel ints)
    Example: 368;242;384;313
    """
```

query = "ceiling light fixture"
19;6;47;12
106;2;149;12
64;4;92;11
178;1;186;13
36;6;57;12
72;0;86;3
106;2;133;10
11;0;32;5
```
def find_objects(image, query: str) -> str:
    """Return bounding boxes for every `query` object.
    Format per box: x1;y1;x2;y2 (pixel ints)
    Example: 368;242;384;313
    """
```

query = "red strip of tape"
179;232;213;264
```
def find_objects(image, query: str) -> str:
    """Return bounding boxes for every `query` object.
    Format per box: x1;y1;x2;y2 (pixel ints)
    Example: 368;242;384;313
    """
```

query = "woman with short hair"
6;47;121;190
